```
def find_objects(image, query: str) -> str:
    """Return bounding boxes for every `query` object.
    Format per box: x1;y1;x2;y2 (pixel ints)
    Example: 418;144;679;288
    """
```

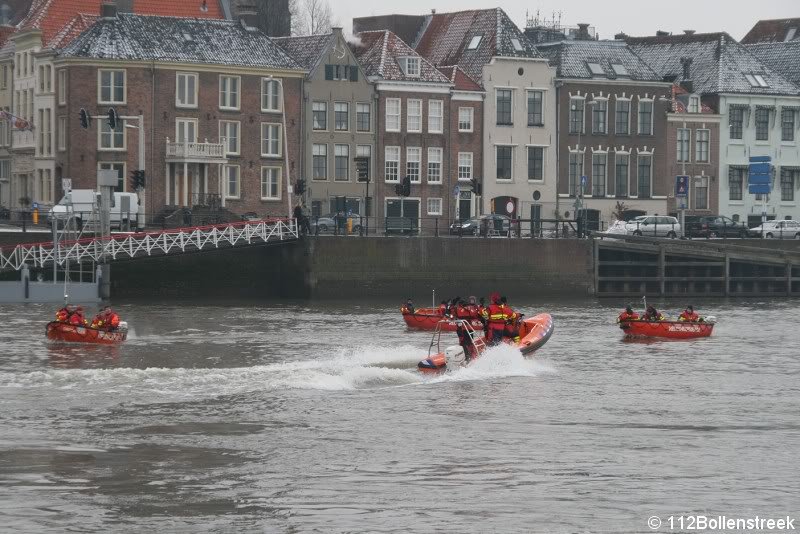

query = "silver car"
625;215;680;238
749;219;800;239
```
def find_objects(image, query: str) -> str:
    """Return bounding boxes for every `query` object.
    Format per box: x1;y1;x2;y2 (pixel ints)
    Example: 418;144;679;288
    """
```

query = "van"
49;189;140;230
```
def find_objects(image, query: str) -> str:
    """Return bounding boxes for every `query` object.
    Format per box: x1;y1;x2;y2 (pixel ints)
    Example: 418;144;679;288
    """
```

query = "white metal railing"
0;219;299;272
165;138;226;159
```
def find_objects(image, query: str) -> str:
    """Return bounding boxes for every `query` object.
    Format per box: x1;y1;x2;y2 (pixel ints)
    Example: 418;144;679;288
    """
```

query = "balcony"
165;138;227;163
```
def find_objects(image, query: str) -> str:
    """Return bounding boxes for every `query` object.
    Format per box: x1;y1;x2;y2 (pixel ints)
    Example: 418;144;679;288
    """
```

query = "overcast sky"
332;0;798;41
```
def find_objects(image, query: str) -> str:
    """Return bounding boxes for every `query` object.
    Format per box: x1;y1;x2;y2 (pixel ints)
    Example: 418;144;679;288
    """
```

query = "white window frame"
427;197;443;216
57;69;66;105
591;98;608;135
334;101;349;132
688;96;700;113
428;100;443;133
176;117;198;143
261;122;282;158
57;116;66;151
402;56;420;77
224;164;240;199
407;99;422;133
334;144;350;182
677;128;691;162
458;152;473;181
613;152;629;197
312;101;327;131
427;147;442;184
219;120;240;156
526;90;544;127
98;119;126;151
218;75;241;110
176;72;198;108
260;166;281;200
261;78;281;112
495;145;514;182
385;98;401;132
695;128;710;163
458;107;474;132
312;144;328;180
385;146;400;182
615;97;631;135
406;147;422;183
527;145;545;182
356;102;371;132
638;98;654;135
591;151;608;197
693;176;709;210
98;69;126;105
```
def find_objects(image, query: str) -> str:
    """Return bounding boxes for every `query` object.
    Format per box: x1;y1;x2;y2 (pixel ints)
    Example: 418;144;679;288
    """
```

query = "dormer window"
611;63;628;77
467;35;482;50
785;27;796;42
688;96;700;113
587;62;605;77
510;38;523;52
745;73;769;88
401;57;420;77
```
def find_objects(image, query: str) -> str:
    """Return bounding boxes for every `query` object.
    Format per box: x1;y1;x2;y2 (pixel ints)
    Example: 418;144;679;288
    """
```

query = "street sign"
748;156;773;194
32;202;38;209
453;185;460;197
580;175;587;188
62;178;72;193
678;197;688;209
505;200;515;215
354;156;369;182
675;175;689;197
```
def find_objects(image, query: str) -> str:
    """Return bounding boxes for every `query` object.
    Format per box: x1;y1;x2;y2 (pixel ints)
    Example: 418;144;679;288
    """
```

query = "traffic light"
295;179;306;195
395;175;411;197
79;108;91;129
470;177;482;196
107;107;118;130
129;170;146;190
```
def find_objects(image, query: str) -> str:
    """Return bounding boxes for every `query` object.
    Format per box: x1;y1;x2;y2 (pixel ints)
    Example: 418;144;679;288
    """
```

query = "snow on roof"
273;33;334;72
536;40;662;81
351;30;449;84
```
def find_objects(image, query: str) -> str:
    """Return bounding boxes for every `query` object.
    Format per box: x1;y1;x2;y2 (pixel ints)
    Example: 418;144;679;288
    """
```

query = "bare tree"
291;0;332;36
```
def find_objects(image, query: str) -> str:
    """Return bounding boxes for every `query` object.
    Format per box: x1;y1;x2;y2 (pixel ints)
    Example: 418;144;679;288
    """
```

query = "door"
458;191;472;222
492;195;518;219
530;204;542;237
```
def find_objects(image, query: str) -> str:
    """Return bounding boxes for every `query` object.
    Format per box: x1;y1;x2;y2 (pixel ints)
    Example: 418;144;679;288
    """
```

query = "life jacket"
438;304;447;315
69;313;84;326
55;308;69;322
486;303;506;330
679;311;698;322
618;311;639;322
109;313;120;328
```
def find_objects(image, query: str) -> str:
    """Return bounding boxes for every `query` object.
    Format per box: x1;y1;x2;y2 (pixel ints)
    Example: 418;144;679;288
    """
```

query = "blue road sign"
675;175;689;198
580;175;587;188
748;157;773;193
32;202;38;209
749;155;771;163
749;184;771;195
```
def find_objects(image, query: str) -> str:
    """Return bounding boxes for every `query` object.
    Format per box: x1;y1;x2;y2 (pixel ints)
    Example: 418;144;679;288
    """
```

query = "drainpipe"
555;79;561;221
150;60;156;226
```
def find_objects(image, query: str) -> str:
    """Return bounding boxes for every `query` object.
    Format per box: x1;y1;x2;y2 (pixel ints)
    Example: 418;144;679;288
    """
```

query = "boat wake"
0;344;554;400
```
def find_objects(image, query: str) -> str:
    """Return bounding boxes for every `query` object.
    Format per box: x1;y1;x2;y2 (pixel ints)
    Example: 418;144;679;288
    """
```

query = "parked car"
311;213;362;234
686;215;749;238
449;214;512;236
49;189;140;230
748;219;800;239
624;215;680;238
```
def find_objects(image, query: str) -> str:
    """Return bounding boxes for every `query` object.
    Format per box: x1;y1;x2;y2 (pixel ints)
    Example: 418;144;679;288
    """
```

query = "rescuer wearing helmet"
483;292;507;345
617;305;640;323
678;305;699;322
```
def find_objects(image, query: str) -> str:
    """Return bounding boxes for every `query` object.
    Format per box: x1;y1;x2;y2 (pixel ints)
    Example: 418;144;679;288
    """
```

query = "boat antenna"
432;288;435;308
641;295;647;310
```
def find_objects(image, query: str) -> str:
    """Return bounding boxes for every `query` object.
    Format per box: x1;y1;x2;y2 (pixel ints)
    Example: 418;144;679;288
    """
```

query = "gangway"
0;218;298;272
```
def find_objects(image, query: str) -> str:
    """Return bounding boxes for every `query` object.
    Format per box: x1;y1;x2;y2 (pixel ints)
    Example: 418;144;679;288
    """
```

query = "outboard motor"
444;345;466;369
118;321;129;332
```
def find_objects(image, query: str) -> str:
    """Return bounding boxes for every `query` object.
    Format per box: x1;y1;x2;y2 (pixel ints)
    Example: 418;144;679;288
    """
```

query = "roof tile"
536;40;662;81
351;30;449;84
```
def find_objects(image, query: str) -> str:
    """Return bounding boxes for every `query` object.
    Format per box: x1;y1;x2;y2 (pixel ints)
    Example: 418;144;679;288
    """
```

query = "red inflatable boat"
46;321;128;344
619;319;714;339
417;313;554;373
402;307;483;331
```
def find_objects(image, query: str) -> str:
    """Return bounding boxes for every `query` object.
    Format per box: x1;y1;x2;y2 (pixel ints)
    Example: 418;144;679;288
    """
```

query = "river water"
0;298;798;533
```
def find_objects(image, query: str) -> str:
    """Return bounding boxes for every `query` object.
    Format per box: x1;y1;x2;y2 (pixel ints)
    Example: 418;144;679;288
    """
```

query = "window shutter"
325;65;333;80
349;67;358;82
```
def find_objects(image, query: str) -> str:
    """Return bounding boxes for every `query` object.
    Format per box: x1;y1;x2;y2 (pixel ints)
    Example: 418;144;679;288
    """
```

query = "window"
427;197;442;216
458;152;473;180
98;69;125;104
402;57;420;77
467;35;482;50
176;72;198;108
782;109;796;142
407;147;421;183
729;107;744;140
694;177;708;209
781;168;798;202
728;166;745;201
592;99;607;134
677;128;690;162
57;116;66;151
496;89;512;125
587;62;605;76
428;100;443;133
407;99;422;132
325;64;355;81
510;38;523;52
261;167;281;200
385;98;401;132
334;102;349;131
615;99;630;135
312;144;327;180
1;65;6;89
755;108;770;141
312;101;327;130
57;69;66;105
356;145;371;182
0;160;8;181
637;155;652;198
219;121;240;155
496;146;513;181
332;144;349;181
527;147;543;181
569;98;585;134
385;146;400;182
225;165;240;199
614;154;629;197
527;90;543;126
458;107;474;132
568;152;583;197
427;147;442;183
99;120;125;150
638;100;653;135
356;103;371;132
176;118;197;143
98;162;125;193
611;63;629;77
745;74;769;88
261;79;281;111
219;75;240;110
688;96;700;113
696;129;710;162
591;153;607;196
261;123;282;157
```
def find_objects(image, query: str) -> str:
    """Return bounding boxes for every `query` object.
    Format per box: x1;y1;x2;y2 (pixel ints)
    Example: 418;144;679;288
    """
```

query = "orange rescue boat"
402;307;483;331
46;321;128;344
619;318;714;339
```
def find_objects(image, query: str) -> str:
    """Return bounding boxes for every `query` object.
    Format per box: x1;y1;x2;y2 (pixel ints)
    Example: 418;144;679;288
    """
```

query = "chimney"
614;32;628;40
656;30;669;37
100;1;118;19
680;57;693;93
237;2;259;30
683;29;695;35
431;9;436;14
576;23;591;41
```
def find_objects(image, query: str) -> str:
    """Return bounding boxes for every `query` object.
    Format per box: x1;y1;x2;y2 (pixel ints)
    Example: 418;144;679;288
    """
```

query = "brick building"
536;39;672;227
54;11;304;221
